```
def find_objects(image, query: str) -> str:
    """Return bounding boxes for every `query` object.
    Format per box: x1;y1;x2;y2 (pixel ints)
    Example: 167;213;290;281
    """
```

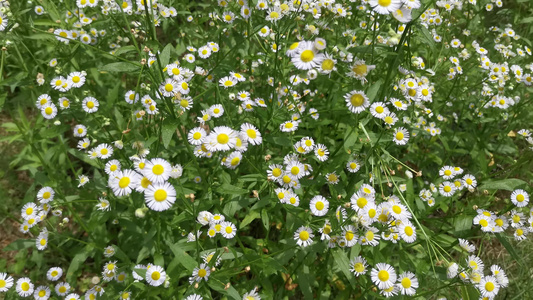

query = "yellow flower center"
366;230;374;241
299;230;309;241
118;177;130;188
165;83;173;92
328;174;337;182
272;168;282;177
396;132;404;141
154;189;167;202
40;238;46;246
345;231;354;241
353;64;367;76
291;166;299;175
375;106;384;114
350;94;364;107
517;194;525;202
378;270;389;281
87;101;95;109
217;133;229;144
356;197;367;208
485;282;494;292
401;277;412;288
152;164;164;175
225;226;233;234
192;132;202;140
443;186;452;193
151;271;160;280
246;129;257;138
404;226;414;236
354;263;364;273
479;219;488;227
300;50;315;62
393;205;402;214
198;269;207;277
230;157;240;166
315;201;324;211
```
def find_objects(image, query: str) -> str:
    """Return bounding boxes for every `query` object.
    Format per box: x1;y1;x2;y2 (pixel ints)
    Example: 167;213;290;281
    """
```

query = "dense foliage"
1;0;533;299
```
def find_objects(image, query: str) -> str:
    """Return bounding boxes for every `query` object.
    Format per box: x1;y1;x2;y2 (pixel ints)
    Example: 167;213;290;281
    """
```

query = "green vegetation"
1;0;533;299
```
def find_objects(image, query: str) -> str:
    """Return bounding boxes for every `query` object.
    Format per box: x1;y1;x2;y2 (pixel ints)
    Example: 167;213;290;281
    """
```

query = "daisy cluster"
2;0;532;298
445;239;510;299
473;188;532;241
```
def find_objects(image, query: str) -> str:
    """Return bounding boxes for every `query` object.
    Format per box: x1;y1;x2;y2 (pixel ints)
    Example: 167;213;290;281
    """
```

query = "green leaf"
67;246;91;282
477;178;527;191
240;210;260;229
160;43;174;67
265;136;292;147
366;79;383;102
32;19;58;26
208;280;241;300
162;119;178;149
166;241;197;272
114;45;137;56
495;233;523;265
331;249;356;286
343;127;358;152
216;183;248;195
261;209;270;230
3;239;34;251
415;24;436;52
454;215;474;233
461;285;479;300
297;265;314;300
99;62;140;73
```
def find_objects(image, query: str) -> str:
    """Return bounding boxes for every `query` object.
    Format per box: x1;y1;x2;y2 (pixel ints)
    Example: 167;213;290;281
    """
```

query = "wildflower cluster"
1;0;532;298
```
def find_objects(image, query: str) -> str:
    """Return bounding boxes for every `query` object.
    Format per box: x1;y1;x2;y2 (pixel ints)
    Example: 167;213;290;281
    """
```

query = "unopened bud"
135;208;146;218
